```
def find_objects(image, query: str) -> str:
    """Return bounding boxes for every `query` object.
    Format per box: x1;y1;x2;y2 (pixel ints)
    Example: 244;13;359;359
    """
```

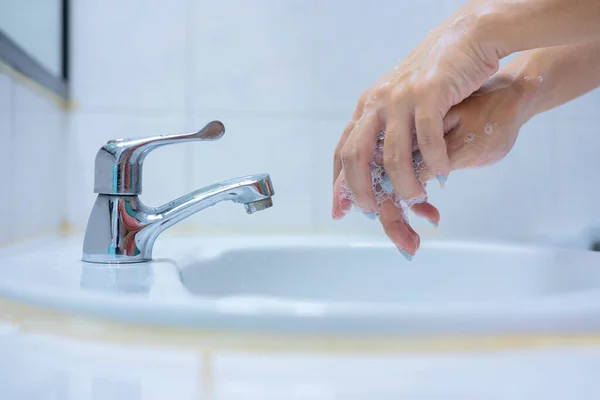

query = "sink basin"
181;241;600;304
1;235;600;335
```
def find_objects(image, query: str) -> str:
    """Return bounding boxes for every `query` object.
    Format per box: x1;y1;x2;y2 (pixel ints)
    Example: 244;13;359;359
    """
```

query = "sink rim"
1;234;600;335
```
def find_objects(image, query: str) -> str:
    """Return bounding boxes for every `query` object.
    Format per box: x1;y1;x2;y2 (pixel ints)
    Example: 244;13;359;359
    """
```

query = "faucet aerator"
244;197;274;214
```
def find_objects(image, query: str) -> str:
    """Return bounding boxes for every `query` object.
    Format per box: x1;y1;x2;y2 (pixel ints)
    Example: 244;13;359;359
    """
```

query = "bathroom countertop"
3;233;600;398
2;298;600;399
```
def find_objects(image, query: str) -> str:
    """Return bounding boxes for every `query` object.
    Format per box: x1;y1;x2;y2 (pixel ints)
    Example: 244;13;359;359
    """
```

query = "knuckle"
382;149;401;170
410;81;428;94
415;113;436;128
358;89;370;107
389;88;407;104
333;147;342;165
358;89;374;110
341;145;361;168
342;120;356;137
352;90;372;119
418;132;440;150
413;77;438;93
370;85;386;99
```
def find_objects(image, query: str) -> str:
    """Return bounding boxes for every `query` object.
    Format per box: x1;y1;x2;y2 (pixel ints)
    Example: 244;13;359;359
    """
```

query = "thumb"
417;107;463;182
332;171;354;220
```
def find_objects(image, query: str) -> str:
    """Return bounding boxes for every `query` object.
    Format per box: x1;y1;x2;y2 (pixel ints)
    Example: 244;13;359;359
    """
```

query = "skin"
419;40;600;182
333;15;600;256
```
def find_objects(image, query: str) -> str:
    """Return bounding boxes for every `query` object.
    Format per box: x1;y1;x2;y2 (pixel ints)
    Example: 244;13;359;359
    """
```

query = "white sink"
1;235;600;335
181;241;600;304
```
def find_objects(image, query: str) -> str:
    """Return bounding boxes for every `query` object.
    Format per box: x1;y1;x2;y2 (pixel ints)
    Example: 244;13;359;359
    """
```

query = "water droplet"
464;133;476;142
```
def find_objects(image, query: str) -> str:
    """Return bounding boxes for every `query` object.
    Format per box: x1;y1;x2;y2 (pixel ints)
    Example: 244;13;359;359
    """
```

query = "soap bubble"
339;130;428;218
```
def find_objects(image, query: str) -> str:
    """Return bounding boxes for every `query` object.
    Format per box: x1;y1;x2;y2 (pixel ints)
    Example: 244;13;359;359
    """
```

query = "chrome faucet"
82;121;275;264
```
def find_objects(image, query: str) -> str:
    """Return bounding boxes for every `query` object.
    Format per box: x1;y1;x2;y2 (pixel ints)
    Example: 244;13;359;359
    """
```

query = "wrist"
465;0;525;59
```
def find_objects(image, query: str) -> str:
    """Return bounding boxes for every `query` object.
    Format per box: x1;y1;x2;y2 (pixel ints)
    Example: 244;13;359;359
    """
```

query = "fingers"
383;111;425;200
417;107;462;182
333;121;356;185
331;171;353;220
443;107;462;135
411;201;440;226
415;104;451;185
340;110;382;213
418;107;491;182
379;200;420;259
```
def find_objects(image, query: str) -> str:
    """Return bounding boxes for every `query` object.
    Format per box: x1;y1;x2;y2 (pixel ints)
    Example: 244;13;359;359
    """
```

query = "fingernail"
364;212;378;220
429;220;439;228
361;205;377;214
436;175;447;188
332;209;345;221
381;174;394;193
396;247;413;261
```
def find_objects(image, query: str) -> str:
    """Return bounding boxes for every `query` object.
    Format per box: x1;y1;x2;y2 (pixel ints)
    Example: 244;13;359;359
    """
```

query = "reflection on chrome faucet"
80;262;153;294
82;121;275;264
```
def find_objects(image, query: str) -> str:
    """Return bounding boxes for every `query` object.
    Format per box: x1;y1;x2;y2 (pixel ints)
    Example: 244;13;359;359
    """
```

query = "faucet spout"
82;173;274;264
157;174;274;230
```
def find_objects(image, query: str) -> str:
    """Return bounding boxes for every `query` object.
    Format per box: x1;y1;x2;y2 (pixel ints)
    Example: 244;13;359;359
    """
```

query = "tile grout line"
7;75;16;242
309;0;320;233
67;106;352;121
59;110;70;232
550;111;560;237
184;0;196;214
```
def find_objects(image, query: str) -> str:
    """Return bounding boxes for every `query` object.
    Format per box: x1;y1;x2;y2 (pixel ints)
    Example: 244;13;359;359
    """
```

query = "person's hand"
332;72;541;258
333;4;502;214
418;72;542;181
332;171;440;259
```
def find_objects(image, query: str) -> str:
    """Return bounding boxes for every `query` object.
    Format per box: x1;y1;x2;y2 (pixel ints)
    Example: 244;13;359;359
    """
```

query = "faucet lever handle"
93;120;225;195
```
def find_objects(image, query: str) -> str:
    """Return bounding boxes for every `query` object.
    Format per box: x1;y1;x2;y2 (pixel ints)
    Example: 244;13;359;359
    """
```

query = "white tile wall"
70;0;189;111
0;74;12;243
12;82;63;239
0;72;65;245
62;0;600;243
191;0;314;114
553;88;600;235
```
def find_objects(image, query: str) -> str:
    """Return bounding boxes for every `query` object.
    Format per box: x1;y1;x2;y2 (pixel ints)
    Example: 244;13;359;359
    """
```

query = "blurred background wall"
1;0;600;245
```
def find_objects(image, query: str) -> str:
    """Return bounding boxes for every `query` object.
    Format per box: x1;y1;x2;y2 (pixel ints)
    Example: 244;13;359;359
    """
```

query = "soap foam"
339;130;428;219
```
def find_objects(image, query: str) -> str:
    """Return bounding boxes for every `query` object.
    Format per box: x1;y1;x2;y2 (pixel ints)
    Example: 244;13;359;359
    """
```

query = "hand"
332;72;541;258
332;170;440;259
333;4;501;214
418;72;542;181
